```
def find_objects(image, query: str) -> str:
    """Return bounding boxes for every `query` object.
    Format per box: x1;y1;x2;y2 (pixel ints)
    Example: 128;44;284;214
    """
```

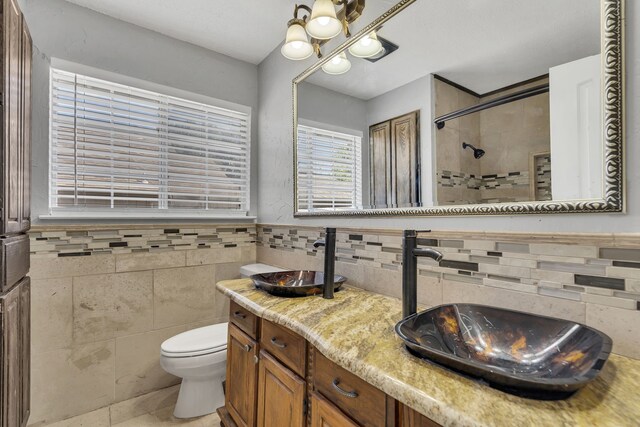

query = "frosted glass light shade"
281;22;314;60
322;52;351;75
306;0;342;40
348;31;383;58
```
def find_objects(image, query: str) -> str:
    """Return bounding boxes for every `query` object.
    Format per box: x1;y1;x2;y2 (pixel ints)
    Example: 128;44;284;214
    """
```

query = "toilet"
160;323;228;418
160;263;283;418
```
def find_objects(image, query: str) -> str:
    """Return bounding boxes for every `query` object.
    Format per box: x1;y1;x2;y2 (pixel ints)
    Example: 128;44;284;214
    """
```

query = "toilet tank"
240;263;286;278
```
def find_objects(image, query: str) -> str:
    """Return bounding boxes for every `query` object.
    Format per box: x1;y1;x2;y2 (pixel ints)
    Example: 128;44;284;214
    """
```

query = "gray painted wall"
257;2;640;232
20;0;259;224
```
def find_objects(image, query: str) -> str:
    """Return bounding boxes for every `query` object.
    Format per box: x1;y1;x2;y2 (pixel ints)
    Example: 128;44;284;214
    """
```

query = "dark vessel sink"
395;304;612;399
251;271;346;297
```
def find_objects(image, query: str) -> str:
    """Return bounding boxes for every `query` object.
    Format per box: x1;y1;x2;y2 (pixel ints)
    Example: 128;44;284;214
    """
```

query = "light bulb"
317;16;331;26
361;36;372;46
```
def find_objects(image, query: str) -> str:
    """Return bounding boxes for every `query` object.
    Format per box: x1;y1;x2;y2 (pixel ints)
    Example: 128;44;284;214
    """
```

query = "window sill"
39;213;257;221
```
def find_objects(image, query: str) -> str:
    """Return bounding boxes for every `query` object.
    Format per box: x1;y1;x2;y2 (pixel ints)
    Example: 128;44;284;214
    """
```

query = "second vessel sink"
395;304;612;399
251;271;346;297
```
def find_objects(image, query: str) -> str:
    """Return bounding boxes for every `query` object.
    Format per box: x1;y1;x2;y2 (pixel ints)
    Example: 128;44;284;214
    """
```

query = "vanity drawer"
1;234;29;293
260;319;306;377
229;301;260;340
313;348;388;427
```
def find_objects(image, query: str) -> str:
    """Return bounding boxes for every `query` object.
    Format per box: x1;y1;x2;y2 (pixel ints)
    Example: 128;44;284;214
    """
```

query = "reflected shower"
462;142;485;159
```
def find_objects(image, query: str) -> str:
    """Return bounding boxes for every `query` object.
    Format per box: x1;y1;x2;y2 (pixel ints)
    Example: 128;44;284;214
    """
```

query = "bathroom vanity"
216;279;640;427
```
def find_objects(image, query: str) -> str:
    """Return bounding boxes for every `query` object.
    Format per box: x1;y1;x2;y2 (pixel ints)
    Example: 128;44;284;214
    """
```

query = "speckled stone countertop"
216;279;640;427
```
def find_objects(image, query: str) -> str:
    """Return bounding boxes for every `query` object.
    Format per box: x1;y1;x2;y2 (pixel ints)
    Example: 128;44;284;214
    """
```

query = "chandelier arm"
293;4;313;21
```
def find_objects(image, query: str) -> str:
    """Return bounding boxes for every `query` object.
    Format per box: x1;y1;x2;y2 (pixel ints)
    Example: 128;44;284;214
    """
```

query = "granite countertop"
216;279;640;427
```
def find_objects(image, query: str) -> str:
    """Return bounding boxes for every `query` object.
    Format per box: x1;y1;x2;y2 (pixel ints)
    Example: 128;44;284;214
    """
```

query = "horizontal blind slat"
50;68;251;214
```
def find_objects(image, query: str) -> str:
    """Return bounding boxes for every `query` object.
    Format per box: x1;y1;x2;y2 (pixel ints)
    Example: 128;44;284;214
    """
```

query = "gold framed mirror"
292;0;624;217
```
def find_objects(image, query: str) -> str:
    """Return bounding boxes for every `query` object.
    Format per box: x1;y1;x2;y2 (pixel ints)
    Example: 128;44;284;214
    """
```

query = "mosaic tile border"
30;225;257;257
257;225;640;311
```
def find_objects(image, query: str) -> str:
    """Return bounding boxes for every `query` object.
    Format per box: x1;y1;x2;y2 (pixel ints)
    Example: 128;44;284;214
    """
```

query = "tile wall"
256;224;640;360
28;224;256;426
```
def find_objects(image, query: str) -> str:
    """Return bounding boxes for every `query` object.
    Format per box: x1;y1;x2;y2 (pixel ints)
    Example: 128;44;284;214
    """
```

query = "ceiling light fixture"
348;31;383;58
321;52;351;75
281;19;314;60
281;0;365;61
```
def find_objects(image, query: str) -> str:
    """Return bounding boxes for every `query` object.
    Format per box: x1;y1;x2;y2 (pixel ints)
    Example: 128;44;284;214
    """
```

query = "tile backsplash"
256;224;640;360
28;224;257;426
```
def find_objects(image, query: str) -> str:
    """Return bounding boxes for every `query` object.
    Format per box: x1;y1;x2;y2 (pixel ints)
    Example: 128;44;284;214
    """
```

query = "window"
49;68;250;217
296;124;362;211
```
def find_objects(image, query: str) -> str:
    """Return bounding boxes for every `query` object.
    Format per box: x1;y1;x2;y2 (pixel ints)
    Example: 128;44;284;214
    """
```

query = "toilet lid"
161;323;228;357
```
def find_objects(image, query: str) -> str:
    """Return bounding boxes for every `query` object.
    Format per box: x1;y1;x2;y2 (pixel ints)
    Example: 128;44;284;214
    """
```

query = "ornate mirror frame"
292;0;625;217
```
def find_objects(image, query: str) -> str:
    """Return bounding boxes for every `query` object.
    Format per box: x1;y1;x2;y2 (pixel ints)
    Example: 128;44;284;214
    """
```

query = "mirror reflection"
295;0;602;213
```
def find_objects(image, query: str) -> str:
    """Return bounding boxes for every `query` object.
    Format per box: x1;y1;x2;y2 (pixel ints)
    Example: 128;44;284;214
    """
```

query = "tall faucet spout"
316;228;336;299
402;230;443;319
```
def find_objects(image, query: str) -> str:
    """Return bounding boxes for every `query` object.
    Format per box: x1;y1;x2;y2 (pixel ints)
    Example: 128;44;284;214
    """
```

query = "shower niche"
292;0;623;217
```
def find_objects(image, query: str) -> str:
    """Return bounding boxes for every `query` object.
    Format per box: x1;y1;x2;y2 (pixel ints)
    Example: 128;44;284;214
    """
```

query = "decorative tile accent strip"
30;225;257;257
258;225;640;311
534;154;552;201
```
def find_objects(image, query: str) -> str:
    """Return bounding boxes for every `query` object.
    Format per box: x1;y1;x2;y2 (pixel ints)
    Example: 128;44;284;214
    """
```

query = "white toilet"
160;323;228;418
160;264;283;419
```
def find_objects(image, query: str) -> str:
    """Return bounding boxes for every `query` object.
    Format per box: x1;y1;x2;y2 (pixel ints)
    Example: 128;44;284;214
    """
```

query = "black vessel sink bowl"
395;304;612;399
251;271;346;297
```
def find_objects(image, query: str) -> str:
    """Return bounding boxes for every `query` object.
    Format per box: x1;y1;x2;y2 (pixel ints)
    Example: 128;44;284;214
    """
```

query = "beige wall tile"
31;277;73;353
30;341;115;425
115;325;186;401
478;263;531;279
40;407;111;427
362;267;402;300
215;262;242;282
442;279;586;323
186;247;241;266
529;243;598;258
417;275;442;308
30;254;115;279
73;271;153;344
153;265;218;329
605;266;640;280
587;304;640;359
115;251;185;273
109;384;180;424
241;245;257;265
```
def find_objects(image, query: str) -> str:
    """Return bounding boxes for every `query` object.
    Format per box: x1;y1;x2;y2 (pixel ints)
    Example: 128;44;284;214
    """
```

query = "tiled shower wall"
256;224;640;360
28;224;256;426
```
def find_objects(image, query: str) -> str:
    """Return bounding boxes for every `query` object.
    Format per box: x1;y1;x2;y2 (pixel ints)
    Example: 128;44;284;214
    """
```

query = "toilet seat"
161;323;228;358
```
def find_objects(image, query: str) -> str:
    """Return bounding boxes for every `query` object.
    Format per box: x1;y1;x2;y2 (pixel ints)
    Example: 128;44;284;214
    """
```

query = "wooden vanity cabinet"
310;391;359;427
225;323;259;427
256;351;306;427
219;304;440;427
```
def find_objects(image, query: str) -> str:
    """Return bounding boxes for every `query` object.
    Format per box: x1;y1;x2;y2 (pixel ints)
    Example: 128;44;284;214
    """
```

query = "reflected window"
297;125;362;211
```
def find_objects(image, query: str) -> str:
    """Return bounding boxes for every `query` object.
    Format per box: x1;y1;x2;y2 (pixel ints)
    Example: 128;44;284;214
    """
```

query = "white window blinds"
50;68;250;216
297;124;362;211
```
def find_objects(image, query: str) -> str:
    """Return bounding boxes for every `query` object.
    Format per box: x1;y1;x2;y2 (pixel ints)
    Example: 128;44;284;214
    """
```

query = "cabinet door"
20;19;31;231
369;121;392;208
19;278;29;426
390;111;420;208
400;405;441;427
310;392;359;427
226;323;259;427
256;350;305;427
2;0;25;235
0;279;21;427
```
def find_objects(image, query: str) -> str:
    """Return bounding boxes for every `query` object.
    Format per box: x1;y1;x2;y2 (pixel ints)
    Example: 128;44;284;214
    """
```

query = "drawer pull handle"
243;344;252;352
332;379;358;398
233;311;247;319
270;337;287;349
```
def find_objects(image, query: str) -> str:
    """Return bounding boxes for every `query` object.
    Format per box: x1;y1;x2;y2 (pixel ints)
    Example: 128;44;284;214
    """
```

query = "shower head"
462;142;485;159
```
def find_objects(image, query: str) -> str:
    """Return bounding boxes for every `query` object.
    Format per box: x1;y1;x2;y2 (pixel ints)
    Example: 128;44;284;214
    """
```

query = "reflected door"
369;111;420;208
